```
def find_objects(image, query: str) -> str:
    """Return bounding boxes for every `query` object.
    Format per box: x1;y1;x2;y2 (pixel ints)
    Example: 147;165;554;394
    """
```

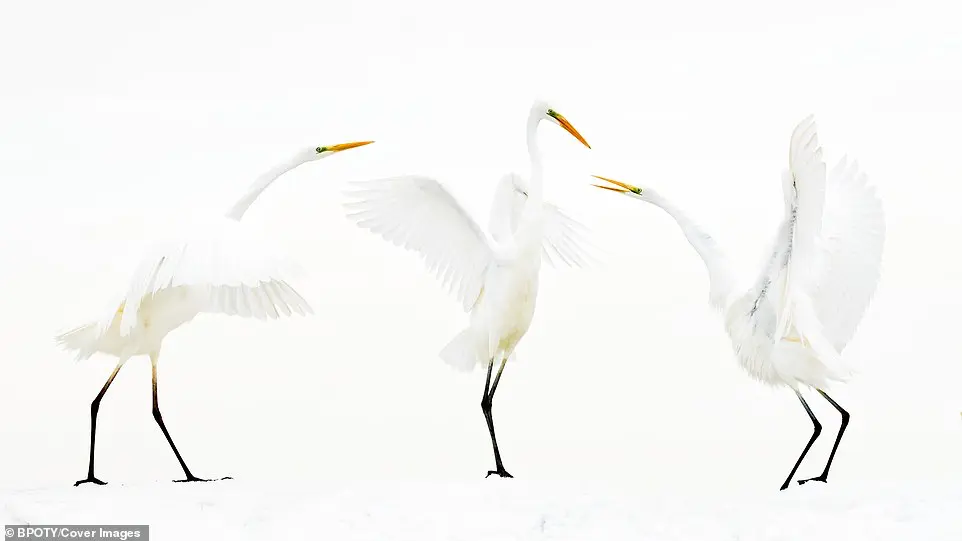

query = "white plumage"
58;141;372;486
808;156;886;352
344;101;592;477
345;173;594;319
489;172;595;269
593;116;885;491
346;175;493;313
57;215;311;362
56;148;331;362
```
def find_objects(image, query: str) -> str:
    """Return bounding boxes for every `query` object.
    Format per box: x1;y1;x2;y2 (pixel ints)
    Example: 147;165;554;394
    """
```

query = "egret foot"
173;475;233;483
485;469;513;478
74;477;106;487
797;475;827;485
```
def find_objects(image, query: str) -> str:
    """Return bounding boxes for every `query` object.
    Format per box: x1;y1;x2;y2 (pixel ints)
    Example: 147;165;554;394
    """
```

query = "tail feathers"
439;327;488;372
55;322;103;361
806;331;853;384
792;294;853;383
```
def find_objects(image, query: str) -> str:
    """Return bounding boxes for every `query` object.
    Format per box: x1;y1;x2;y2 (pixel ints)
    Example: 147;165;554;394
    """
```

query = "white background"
1;0;960;497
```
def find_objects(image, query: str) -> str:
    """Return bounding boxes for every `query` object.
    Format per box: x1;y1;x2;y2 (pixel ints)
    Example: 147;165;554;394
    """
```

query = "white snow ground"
2;479;960;540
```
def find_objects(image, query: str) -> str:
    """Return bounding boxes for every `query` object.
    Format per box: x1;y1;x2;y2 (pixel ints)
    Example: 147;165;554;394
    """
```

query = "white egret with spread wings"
344;102;592;477
57;140;373;486
593;116;885;490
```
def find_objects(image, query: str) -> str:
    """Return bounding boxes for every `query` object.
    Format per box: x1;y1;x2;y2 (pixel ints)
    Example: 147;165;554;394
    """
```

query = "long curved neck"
524;110;544;210
224;152;310;221
645;190;735;309
494;109;545;258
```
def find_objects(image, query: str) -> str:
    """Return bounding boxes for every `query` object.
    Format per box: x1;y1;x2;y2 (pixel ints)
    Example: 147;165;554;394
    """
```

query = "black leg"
150;353;229;483
798;389;850;485
75;359;127;487
481;356;512;478
779;390;822;491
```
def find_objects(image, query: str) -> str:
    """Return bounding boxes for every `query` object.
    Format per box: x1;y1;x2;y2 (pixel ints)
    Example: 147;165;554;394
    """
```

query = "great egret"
593;116;885;490
57;140;373;486
343;101;591;478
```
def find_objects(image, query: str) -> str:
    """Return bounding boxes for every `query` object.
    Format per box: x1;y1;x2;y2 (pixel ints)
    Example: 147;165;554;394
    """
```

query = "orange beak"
328;141;375;152
553;113;591;149
591;175;641;195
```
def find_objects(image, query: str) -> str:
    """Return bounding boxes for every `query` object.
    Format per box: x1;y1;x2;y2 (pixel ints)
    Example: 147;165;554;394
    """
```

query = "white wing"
541;202;596;268
487;173;526;243
343;175;494;312
809;157;885;351
747;115;826;341
109;216;311;336
488;173;595;268
764;117;884;358
786;114;828;290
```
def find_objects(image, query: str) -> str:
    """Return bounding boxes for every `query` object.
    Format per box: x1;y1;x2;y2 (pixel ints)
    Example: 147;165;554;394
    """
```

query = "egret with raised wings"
344;102;591;477
593;116;884;490
57;140;373;486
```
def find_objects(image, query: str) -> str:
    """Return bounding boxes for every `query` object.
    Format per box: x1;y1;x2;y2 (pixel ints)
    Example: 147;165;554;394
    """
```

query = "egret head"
531;101;591;149
591;175;648;200
308;140;375;161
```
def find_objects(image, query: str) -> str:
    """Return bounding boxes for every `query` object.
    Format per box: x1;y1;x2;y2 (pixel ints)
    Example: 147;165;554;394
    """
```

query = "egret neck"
523;107;545;212
224;151;311;221
644;189;735;310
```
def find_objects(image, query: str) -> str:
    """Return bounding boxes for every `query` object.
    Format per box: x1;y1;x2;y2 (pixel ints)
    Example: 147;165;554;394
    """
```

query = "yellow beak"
554;113;591;149
327;141;375;152
591;175;641;194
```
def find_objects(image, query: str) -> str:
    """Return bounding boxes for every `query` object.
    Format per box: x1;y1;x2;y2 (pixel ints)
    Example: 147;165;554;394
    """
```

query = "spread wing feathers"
786;114;828;288
541;202;596;268
771;116;828;341
488;173;596;269
746;115;826;341
343;175;494;312
487;173;526;242
108;217;311;336
809;157;885;351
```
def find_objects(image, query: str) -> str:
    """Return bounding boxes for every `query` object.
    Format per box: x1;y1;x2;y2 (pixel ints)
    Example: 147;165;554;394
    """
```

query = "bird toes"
797;476;827;485
173;475;231;483
74;477;107;487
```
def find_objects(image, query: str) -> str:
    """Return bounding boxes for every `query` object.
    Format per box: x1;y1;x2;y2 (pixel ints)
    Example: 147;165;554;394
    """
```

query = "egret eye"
316;146;325;153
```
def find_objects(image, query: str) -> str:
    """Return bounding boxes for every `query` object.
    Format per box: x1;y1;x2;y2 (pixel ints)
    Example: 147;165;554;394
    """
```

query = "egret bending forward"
345;102;592;477
594;117;884;490
58;141;372;486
